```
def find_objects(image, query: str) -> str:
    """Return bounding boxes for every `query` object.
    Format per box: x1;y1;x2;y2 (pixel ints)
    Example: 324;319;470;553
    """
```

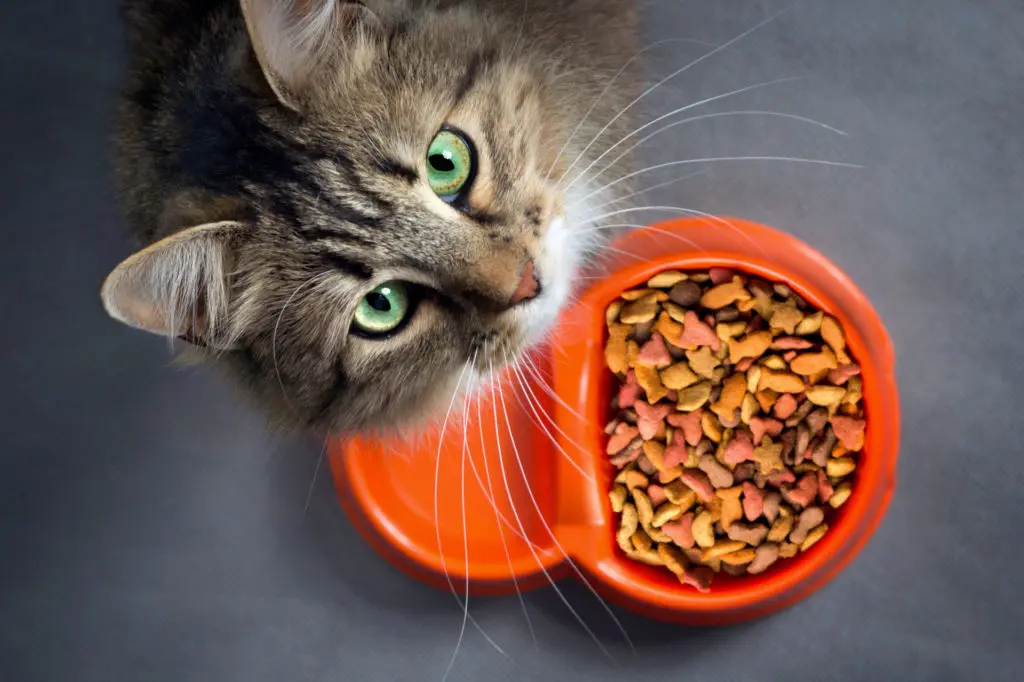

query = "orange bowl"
328;217;900;624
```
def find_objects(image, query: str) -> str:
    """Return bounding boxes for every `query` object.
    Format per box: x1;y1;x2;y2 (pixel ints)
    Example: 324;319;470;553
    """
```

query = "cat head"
103;0;616;433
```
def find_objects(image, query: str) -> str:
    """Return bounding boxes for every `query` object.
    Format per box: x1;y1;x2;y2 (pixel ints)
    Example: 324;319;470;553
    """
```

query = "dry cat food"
604;268;865;592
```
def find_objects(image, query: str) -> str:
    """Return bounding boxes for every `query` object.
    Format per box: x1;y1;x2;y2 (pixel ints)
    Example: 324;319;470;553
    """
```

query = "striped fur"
105;0;638;434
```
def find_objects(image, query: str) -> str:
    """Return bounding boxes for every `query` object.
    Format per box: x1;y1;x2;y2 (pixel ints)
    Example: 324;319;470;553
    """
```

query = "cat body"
106;0;638;433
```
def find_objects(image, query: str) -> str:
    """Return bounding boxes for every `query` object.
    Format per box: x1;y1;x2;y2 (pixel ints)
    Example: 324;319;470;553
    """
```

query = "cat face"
104;0;620;433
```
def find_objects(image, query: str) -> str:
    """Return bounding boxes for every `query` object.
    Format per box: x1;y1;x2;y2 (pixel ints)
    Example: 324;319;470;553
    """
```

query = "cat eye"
352;281;412;337
426;129;475;202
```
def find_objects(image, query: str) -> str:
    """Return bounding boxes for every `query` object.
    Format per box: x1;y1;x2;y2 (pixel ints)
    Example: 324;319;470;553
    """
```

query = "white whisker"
544;36;723;183
487;359;621;663
585;169;711;215
571;156;863;209
556;2;801;188
298;432;328;529
272;270;332;414
562;77;807;194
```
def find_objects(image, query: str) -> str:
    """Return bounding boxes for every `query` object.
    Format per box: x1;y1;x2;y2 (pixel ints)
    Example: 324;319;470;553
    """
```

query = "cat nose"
508;259;541;307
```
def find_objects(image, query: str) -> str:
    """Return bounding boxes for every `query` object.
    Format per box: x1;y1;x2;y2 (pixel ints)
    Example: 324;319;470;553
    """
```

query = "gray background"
2;0;1022;680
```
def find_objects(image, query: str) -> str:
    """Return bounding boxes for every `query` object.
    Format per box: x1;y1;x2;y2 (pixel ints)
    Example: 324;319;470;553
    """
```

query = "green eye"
352;281;411;336
426;129;474;201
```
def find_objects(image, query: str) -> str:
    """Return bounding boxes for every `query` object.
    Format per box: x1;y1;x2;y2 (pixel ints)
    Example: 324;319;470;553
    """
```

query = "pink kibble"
723;432;755;464
606;425;639;454
762;492;782;522
773;336;815;350
609;448;641;468
663;512;695;548
735;357;755;372
647;484;668;507
781;472;819;508
679;311;721;351
637;332;672;368
817;468;834;503
617;370;640;409
749;416;784;445
767;470;797;488
773;394;798;419
682;566;714;593
680;469;715;502
666;390;678;402
828;364;862;385
709;267;735;285
634;401;673;440
667;409;704;446
662;430;688;469
742;481;766;521
830;415;867;450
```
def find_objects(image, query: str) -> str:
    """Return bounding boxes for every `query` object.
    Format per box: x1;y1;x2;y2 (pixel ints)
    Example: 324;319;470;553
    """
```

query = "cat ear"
101;221;244;347
240;0;381;108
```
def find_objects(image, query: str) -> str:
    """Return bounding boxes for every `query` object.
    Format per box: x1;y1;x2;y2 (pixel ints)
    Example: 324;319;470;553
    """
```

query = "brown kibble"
627;547;665;566
632;488;655;530
762;492;782;522
727;522;770;546
800;523;828;551
605;323;631;375
685;346;720;380
740;393;759;424
769;303;804;334
700;278;752;310
789;507;826;545
653;311;685;347
661;361;700;391
702;540;747;561
753;438;785;475
648;270;687;288
620;288;667;302
829;482;853;508
796;311;824;335
658;466;683;484
716;486;745;530
820;315;850;363
691;511;716;548
617;502;639;544
631;528;653;552
759;369;805;394
805;385;846;407
790;348;839;376
717;320;747;341
746;366;762;394
713;374;747;414
761;355;788;371
623;469;649;490
827;457;856;477
729;330;773;364
609;485;628;513
652;502;684;528
642;440;666;471
626;339;640;368
756;389;780;412
657;542;688;576
635;364;668;403
778;543;799;559
669;280;702;307
699;453;734;489
700;411;723;443
767;514;794;543
677;381;712;411
664;482;697;510
620;293;660;324
606;300;624;326
721;548;757;567
747;543;781;574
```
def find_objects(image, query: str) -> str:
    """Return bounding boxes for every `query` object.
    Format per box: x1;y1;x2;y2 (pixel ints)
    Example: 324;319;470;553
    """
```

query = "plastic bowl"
328;217;900;625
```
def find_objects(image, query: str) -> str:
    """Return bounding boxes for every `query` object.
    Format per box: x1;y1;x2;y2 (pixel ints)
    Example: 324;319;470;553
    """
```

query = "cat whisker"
562;76;809;194
434;360;507;671
298;432;329;529
556;2;801;188
441;368;475;682
584;169;711;215
579;205;764;256
496;354;634;661
568;101;851;199
473;374;538;652
518;350;589;425
507;360;594;481
271;271;333;414
544;36;723;184
572;155;863;210
487;359;621;665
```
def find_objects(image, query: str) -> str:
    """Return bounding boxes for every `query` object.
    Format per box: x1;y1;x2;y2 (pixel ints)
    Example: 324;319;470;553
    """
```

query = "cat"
104;0;639;434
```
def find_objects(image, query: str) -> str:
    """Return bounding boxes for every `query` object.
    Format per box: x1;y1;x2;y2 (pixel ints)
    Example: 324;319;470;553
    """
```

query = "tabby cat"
103;0;638;433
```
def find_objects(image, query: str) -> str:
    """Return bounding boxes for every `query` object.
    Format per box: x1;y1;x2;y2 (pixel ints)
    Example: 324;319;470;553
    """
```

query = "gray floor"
2;0;1022;680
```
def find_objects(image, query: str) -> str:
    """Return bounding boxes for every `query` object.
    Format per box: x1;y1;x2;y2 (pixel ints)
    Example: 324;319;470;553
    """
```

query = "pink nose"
508;259;540;307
